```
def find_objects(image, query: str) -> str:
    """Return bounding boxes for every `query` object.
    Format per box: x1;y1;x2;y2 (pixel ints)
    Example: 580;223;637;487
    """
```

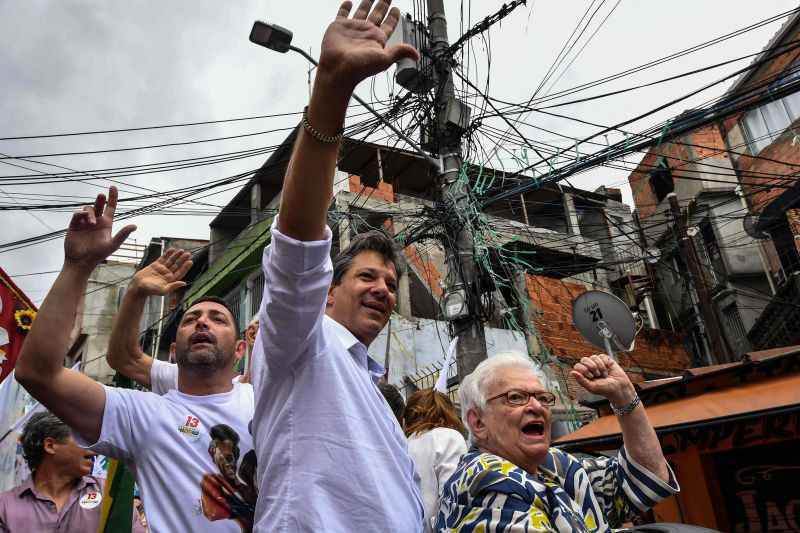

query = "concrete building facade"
80;261;138;384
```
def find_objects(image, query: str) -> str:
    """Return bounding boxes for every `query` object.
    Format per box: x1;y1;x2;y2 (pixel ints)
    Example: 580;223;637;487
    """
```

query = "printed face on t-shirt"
199;423;256;530
210;439;238;483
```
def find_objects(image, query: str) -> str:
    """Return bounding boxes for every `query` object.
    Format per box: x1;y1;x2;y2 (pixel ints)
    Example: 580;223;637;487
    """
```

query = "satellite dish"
572;291;637;361
743;213;770;240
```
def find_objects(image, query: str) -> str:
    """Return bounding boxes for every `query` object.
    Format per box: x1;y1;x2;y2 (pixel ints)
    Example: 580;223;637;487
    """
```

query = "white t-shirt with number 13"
79;381;256;533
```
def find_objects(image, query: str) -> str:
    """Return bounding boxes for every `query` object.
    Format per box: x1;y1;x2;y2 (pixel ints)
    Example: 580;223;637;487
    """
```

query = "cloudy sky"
1;0;797;304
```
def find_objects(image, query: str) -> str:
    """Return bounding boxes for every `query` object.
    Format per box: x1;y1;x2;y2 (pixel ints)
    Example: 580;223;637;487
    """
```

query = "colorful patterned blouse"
435;446;679;532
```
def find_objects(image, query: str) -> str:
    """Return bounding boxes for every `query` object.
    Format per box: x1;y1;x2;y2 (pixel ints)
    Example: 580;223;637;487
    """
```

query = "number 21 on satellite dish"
571;290;637;361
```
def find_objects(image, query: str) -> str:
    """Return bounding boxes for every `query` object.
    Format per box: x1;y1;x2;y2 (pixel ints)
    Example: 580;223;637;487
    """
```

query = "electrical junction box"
445;98;471;134
441;286;469;320
391;14;434;94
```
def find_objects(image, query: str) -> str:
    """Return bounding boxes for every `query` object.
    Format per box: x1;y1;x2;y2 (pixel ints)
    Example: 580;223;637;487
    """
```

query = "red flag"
0;267;37;384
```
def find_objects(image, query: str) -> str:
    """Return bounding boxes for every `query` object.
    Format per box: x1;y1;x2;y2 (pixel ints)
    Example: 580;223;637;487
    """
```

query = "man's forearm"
613;387;670;482
17;264;90;381
278;71;352;241
108;287;152;386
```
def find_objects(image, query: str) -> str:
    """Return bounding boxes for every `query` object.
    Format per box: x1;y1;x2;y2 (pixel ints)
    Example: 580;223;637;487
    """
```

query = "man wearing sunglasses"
436;352;680;533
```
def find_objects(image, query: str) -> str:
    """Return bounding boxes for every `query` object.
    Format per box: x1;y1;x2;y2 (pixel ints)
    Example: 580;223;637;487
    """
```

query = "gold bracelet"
302;106;344;144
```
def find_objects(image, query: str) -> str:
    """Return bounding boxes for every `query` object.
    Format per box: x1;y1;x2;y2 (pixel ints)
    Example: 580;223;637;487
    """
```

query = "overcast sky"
1;0;797;304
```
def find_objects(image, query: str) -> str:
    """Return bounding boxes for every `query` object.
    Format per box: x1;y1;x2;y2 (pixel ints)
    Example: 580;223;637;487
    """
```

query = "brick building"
716;12;800;350
525;274;689;400
627;117;774;365
626;12;800;362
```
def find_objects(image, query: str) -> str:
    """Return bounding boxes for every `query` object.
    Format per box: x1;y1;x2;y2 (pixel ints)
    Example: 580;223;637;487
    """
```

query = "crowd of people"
1;1;679;531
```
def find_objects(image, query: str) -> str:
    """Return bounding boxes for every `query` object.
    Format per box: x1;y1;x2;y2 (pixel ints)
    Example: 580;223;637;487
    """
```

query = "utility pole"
631;211;660;329
666;193;729;364
426;0;487;378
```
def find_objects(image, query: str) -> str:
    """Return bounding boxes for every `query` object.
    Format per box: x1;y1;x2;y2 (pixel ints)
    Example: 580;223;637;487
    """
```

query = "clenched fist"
570;354;637;408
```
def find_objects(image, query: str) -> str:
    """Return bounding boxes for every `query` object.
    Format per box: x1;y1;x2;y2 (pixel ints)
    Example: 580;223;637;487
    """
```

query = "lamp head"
249;21;293;53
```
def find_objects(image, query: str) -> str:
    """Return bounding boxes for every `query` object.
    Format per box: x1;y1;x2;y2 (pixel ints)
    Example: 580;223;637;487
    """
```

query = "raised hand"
570;354;636;407
318;0;420;92
64;187;136;273
130;248;193;297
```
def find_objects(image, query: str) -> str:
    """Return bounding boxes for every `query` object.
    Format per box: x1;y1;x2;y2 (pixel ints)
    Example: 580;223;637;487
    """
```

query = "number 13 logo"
185;416;200;428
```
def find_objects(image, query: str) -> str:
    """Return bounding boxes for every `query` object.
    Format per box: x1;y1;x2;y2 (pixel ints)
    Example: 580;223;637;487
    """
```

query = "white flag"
5;399;44;437
434;338;458;393
1;362;80;441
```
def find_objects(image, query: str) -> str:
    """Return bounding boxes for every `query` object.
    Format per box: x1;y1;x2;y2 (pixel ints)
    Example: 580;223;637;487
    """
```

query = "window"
224;288;243;334
742;107;774;153
782;89;800;119
740;61;800;154
116;286;127;310
762;98;791;134
249;271;265;320
699;219;720;260
649;156;674;202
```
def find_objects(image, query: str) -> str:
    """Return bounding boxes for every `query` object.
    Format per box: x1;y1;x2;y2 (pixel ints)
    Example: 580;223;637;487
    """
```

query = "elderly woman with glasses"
435;352;680;532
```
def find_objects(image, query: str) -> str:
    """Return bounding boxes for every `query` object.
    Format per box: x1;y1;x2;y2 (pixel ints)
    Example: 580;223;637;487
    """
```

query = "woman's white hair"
458;351;542;442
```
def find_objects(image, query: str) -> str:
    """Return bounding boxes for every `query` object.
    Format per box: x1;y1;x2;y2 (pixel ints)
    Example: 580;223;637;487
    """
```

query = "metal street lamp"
249;21;441;172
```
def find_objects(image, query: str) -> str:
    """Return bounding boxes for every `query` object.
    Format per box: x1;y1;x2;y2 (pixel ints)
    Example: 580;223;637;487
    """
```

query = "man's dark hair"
209;424;241;462
21;412;70;472
378;382;406;425
183;296;240;333
332;230;401;286
210;423;240;446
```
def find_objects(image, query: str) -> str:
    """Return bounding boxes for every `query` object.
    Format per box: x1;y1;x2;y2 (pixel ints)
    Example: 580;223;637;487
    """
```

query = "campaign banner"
0;267;36;385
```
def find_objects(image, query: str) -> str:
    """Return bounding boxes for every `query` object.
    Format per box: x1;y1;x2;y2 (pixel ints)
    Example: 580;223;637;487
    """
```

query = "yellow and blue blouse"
435;445;680;532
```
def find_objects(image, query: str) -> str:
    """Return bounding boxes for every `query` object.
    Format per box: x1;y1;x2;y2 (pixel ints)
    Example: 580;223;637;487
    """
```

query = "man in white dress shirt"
248;1;425;531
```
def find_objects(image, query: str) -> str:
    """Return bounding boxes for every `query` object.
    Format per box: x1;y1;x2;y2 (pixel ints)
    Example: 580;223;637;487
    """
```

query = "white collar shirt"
250;219;423;533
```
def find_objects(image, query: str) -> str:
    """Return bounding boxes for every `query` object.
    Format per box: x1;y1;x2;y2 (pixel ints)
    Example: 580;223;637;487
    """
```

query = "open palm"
65;187;136;271
319;0;419;91
132;248;193;296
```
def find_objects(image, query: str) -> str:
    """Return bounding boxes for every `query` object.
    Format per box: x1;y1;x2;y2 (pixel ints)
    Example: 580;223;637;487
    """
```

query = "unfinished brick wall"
398;255;690;401
348;174;395;203
725;132;800;213
628;151;661;220
689;125;730;160
628;124;729;221
403;244;445;298
525;274;690;399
